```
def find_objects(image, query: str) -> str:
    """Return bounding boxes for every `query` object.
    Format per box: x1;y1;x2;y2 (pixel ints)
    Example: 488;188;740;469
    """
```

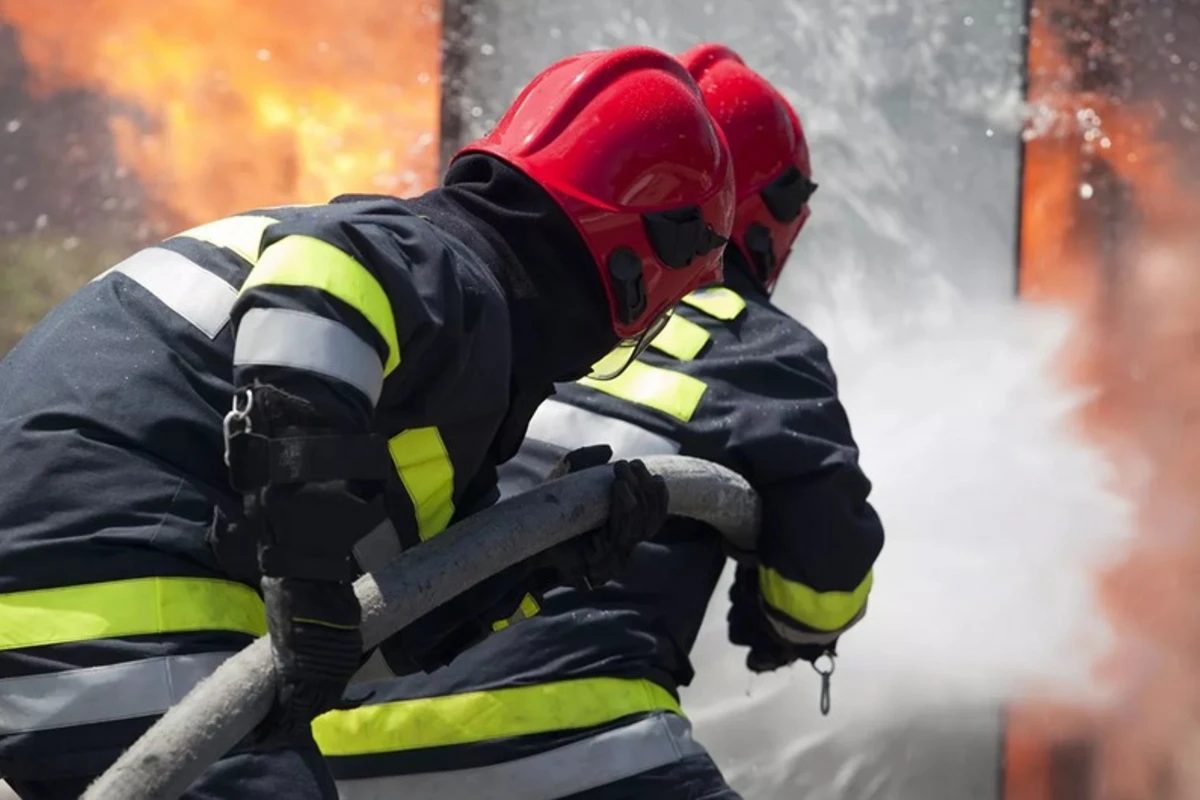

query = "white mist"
683;298;1133;798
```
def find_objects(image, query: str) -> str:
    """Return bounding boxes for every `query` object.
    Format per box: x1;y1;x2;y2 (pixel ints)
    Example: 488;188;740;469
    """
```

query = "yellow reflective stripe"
388;427;456;541
0;577;267;651
171;215;278;266
491;592;542;632
241;235;401;375
681;287;746;321
578;361;707;423
519;592;540;617
648;314;710;361
759;567;874;632
312;676;682;756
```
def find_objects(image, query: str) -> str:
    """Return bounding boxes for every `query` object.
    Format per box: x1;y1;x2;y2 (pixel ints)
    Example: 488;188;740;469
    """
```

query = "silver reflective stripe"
766;600;868;647
103;247;238;339
0;652;235;734
527;399;680;461
335;713;706;800
233;308;385;405
352;519;402;574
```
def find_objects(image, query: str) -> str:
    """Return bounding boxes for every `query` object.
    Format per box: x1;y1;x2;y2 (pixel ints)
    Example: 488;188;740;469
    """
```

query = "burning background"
1;0;1199;797
1013;0;1200;797
0;0;441;351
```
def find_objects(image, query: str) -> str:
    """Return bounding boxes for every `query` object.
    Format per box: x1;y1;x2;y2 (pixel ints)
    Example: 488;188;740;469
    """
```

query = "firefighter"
0;46;735;800
318;44;885;800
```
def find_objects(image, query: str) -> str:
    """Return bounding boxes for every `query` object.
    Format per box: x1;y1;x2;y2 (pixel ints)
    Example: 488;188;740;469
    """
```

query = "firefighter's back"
0;224;268;782
317;278;801;800
0;198;517;794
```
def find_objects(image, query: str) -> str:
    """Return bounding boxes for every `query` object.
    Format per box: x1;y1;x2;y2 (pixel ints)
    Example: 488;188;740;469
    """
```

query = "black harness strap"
227;431;392;493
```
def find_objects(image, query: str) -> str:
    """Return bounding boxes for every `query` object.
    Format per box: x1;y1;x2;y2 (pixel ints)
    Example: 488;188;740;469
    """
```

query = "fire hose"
82;455;761;800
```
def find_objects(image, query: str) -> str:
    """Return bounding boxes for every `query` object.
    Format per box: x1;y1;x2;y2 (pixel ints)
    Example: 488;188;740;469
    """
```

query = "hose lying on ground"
82;455;761;800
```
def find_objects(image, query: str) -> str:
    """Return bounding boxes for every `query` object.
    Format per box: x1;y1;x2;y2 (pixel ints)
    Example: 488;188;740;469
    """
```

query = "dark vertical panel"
1013;0;1032;297
438;0;479;172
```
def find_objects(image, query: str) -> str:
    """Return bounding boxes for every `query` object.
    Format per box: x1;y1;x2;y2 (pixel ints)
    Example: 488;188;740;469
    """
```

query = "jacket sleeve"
228;200;469;429
684;313;884;648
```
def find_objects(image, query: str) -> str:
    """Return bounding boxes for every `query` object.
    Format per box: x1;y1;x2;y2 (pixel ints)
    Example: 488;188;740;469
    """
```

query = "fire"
1014;2;1200;798
0;0;443;229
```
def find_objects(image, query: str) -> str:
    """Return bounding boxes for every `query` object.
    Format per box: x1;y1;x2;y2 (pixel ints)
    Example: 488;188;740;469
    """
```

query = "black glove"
248;476;377;740
544;444;613;482
259;576;364;740
727;565;832;673
225;384;383;741
539;448;669;591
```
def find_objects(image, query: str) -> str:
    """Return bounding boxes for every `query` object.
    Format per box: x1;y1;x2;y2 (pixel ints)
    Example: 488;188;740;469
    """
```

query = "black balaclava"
408;153;617;382
406;153;619;460
722;240;772;299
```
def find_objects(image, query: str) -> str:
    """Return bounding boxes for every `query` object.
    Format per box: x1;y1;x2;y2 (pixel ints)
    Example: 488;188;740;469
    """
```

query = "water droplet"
63;236;79;251
417;72;431;85
963;15;975;26
985;128;994;137
13;176;27;191
549;27;561;39
480;43;495;56
1079;182;1094;200
256;49;271;62
5;119;20;133
470;106;483;118
34;213;48;230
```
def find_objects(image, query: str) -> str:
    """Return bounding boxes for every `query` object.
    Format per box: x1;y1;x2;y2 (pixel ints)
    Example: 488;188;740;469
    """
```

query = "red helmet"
455;46;736;339
677;44;817;292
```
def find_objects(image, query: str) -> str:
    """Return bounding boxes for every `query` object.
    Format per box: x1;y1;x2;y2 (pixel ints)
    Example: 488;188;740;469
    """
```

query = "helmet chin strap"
586;308;675;382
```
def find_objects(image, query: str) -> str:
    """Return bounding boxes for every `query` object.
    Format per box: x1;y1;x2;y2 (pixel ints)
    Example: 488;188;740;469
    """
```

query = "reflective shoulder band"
334;713;707;800
681;286;747;321
241;235;402;375
526;399;680;460
100;248;238;340
0;577;267;651
577;361;708;423
170;215;279;265
234;308;386;406
312;676;682;756
759;566;874;634
649;314;711;361
388;427;456;541
0;652;236;735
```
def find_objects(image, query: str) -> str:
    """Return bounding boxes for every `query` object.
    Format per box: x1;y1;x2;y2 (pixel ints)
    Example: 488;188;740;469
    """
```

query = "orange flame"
0;0;443;229
1013;2;1200;798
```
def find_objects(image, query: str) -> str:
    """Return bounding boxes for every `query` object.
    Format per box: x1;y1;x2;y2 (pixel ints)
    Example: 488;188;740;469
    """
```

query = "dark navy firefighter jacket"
316;266;886;798
0;198;532;780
